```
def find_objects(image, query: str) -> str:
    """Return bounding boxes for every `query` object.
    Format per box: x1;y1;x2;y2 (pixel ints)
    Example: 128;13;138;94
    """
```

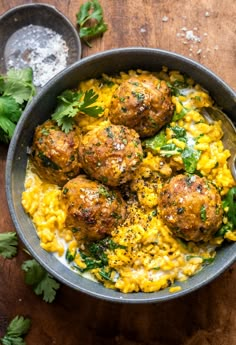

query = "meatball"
109;74;174;138
79;124;143;187
31;120;81;186
159;174;223;242
62;175;127;240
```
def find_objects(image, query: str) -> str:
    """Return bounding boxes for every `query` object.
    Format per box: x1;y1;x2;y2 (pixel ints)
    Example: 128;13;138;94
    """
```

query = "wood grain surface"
0;1;236;344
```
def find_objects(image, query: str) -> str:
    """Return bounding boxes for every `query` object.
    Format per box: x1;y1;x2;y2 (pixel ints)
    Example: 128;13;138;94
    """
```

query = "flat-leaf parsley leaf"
21;259;60;303
0;232;18;259
0;68;36;143
76;0;108;47
0;315;31;345
51;88;103;133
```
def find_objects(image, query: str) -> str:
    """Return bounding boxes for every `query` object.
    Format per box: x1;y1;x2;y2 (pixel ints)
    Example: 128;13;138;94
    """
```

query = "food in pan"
22;68;236;293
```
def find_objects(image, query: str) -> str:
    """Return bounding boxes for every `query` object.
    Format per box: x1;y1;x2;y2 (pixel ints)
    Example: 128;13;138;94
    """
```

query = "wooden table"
0;1;236;344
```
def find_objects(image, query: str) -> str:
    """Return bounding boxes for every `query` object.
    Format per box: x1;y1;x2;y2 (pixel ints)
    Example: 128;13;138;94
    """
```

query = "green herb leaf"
0;232;18;259
79;89;103;117
51;88;103;133
0;68;36;143
99;267;114;281
0;315;31;345
76;0;108;46
2;68;35;104
171;125;186;138
65;249;76;263
214;222;234;237
160;143;182;157
75;237;126;273
181;147;201;173
222;187;236;227
21;259;60;303
200;205;207;221
144;129;167;152
172;106;189;121
167;80;188;96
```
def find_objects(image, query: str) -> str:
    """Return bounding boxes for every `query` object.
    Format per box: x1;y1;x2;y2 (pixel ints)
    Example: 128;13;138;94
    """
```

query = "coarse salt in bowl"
0;3;82;87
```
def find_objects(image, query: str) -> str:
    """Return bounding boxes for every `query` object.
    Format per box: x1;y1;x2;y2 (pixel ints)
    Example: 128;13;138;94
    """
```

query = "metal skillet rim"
5;47;236;303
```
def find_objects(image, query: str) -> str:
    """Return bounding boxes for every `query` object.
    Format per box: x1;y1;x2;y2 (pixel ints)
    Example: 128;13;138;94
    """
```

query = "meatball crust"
62;175;127;241
32;120;81;186
79;124;143;187
109;74;174;138
159;174;223;242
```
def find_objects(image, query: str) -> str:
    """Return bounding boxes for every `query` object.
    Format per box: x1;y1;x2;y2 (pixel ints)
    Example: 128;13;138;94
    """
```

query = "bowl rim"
5;47;236;303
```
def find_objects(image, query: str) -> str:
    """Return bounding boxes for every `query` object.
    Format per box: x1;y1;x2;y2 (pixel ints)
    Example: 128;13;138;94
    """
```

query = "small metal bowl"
6;48;236;303
0;3;81;87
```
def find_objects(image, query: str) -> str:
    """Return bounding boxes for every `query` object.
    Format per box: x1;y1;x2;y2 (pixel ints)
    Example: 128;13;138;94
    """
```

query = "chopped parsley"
200;205;207;221
73;237;126;276
143;129;167;151
144;125;201;173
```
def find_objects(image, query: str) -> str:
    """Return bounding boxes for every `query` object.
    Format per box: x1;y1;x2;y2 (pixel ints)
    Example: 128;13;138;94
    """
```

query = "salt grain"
162;16;169;22
5;24;69;87
140;27;147;33
185;30;201;42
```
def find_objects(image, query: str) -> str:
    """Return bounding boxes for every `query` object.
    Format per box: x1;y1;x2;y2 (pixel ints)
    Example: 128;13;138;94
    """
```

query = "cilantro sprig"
0;232;18;259
21;259;60;303
76;0;108;47
0;68;36;143
51;88;103;133
0;315;31;345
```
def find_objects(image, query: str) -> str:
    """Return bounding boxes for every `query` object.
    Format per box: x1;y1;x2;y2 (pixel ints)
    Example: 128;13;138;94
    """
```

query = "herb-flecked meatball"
108;74;174;138
159;174;223;242
31;120;80;186
79;124;143;187
62;175;127;240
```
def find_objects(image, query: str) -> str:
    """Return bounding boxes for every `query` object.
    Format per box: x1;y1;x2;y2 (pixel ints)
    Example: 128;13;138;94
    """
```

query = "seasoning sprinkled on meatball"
62;175;127;241
79;124;143;186
159;174;223;242
31;120;81;186
109;74;174;138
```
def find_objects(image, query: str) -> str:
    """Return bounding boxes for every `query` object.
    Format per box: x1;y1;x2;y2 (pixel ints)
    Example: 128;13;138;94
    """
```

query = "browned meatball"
79;124;143;187
159;174;223;242
109;74;174;138
31;120;80;186
62;175;127;240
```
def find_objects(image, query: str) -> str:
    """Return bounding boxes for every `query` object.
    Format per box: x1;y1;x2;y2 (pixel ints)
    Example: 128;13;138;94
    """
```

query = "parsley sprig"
21;259;60;303
0;232;18;259
76;0;108;47
0;315;31;345
0;68;36;143
51;88;103;133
